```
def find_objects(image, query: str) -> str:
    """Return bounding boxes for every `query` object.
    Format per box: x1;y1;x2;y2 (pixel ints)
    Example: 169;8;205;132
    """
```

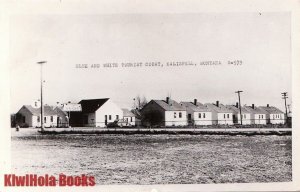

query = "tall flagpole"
38;61;46;131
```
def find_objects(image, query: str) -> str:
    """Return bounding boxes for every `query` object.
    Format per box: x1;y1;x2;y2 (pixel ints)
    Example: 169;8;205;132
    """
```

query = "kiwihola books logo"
4;174;95;187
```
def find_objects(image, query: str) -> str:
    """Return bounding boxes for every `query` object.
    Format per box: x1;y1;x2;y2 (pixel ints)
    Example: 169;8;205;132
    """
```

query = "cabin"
122;108;136;127
79;98;123;127
180;99;213;126
16;105;57;127
244;104;268;125
259;104;285;124
226;103;252;125
141;97;187;127
205;101;233;125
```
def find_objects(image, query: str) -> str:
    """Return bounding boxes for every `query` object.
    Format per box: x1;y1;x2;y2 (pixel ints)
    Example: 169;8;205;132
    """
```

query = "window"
50;116;53;122
199;113;201;118
179;112;182;118
37;116;40;122
224;114;226;119
203;113;205;118
131;117;133;122
174;112;176;118
44;117;47;123
109;115;111;120
116;115;119;120
227;114;229;118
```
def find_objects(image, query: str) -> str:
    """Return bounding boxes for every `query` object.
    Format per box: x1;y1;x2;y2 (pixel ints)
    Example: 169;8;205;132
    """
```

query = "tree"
132;95;148;110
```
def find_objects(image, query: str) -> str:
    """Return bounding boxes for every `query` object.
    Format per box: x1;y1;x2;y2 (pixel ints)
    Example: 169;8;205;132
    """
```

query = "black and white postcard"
0;0;299;191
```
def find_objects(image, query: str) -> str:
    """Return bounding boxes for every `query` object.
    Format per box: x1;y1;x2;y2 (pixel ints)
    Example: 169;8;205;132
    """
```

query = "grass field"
11;129;292;184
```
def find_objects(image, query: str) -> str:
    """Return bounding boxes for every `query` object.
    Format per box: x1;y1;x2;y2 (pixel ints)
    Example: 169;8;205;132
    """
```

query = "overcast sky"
10;13;291;112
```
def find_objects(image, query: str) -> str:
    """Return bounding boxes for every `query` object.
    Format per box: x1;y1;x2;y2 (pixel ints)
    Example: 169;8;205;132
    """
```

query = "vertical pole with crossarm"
37;61;46;131
235;90;243;125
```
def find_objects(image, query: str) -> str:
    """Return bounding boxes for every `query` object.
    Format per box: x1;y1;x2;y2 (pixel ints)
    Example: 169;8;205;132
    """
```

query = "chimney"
194;99;197;106
267;104;269;107
236;102;239;108
252;104;255;109
216;101;219;107
166;97;170;104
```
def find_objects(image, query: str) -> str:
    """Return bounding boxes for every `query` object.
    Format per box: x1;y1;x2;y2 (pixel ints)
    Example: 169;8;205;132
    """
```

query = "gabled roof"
122;108;135;117
205;103;232;113
180;102;212;112
148;99;186;111
244;106;268;114
259;106;284;114
54;107;68;116
79;98;109;113
20;105;57;116
226;105;250;114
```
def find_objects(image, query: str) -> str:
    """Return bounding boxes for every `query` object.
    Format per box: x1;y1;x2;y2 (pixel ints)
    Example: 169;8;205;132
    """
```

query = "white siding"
32;115;58;127
237;113;252;125
95;99;123;127
165;111;187;126
254;114;267;125
270;113;285;124
217;113;233;125
193;112;213;125
124;116;136;126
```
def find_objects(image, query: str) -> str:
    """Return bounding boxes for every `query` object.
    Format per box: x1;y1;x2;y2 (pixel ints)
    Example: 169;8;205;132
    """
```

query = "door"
188;114;192;125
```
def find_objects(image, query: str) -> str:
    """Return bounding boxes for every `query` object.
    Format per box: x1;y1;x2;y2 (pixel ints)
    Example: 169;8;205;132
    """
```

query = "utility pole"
281;92;288;124
37;61;46;131
235;90;243;125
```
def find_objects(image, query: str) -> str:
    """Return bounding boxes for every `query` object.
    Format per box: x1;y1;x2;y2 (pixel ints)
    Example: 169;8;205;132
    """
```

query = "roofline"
17;105;34;115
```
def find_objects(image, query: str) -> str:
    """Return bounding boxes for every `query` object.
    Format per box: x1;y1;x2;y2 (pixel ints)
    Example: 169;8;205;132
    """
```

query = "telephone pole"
235;90;243;125
37;61;46;131
281;92;288;124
